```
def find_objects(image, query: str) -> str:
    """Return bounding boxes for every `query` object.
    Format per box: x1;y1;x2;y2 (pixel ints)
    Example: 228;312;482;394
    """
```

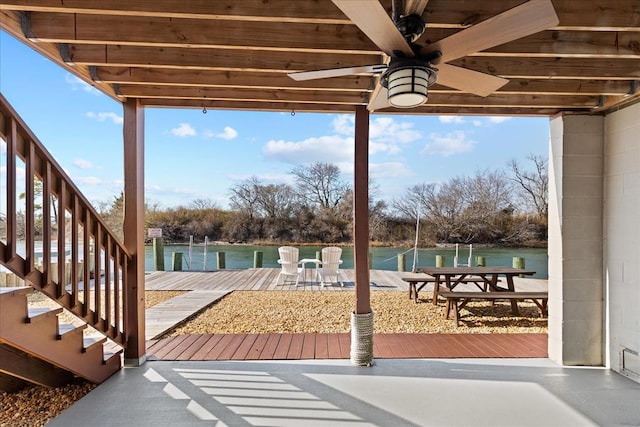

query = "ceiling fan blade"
367;81;391;111
424;0;559;63
288;64;386;81
436;64;508;97
404;0;430;15
332;0;414;57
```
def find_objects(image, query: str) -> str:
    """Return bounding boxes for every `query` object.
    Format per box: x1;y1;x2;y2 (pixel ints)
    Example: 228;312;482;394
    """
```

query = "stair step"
103;341;124;364
83;335;107;353
0;286;32;298
26;306;63;323
57;323;88;340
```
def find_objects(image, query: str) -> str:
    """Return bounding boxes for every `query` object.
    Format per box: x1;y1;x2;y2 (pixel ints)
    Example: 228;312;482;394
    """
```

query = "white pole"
468;244;473;267
188;235;193;270
454;243;459;267
411;207;420;272
203;236;208;271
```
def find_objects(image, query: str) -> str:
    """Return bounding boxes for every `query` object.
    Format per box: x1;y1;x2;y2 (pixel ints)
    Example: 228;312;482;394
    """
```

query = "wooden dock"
144;269;549;360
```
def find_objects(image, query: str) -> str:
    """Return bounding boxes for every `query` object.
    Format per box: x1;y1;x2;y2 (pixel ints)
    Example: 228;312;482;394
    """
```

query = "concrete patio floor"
48;358;640;427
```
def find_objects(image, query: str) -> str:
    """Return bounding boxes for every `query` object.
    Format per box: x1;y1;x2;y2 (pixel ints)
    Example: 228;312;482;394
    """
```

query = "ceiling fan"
288;0;559;110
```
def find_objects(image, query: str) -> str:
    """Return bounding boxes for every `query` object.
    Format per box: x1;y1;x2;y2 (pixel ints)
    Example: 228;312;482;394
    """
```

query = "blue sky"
1;31;549;210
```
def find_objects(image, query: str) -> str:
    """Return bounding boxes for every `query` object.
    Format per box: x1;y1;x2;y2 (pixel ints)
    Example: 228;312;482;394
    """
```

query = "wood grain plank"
273;334;293;359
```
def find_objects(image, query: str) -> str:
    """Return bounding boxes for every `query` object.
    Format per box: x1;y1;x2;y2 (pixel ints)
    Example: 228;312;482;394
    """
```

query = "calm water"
145;244;548;278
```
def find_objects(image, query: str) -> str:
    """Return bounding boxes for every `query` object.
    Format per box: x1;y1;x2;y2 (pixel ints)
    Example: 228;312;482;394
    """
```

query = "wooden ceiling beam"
27;12;380;53
0;0;352;23
422;0;640;31
139;98;359;113
64;44;382;73
3;0;638;31
94;67;374;91
137;98;570;117
117;85;369;105
25;11;640;58
451;57;640;80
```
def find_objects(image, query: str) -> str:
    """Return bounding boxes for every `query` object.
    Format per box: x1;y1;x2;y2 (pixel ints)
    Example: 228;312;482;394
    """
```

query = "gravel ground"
0;290;183;427
3;289;546;426
166;290;548;336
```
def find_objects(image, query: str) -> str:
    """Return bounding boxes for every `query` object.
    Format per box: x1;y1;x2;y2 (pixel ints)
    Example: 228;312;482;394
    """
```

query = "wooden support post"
153;238;165;271
397;253;406;272
253;251;263;268
436;255;445;267
216;252;226;269
122;99;146;365
171;253;183;271
353;105;370;314
476;256;486;267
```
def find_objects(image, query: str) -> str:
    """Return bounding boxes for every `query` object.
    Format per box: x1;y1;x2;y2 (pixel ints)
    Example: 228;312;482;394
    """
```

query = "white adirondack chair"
318;246;343;287
277;246;302;286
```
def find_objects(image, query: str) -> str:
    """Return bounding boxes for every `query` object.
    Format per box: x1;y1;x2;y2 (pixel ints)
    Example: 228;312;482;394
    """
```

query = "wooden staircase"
1;94;132;391
0;287;123;391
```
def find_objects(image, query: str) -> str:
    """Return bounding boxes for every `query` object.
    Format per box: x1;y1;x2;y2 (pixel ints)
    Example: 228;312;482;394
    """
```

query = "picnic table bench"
440;290;549;326
402;275;497;303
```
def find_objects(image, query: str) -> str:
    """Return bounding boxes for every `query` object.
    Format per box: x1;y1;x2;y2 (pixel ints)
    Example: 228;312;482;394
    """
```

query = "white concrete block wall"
603;102;640;376
548;114;604;366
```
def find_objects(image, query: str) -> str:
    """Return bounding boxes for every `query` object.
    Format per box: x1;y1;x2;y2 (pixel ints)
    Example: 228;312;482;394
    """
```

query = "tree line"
10;155;547;248
124;155;547;247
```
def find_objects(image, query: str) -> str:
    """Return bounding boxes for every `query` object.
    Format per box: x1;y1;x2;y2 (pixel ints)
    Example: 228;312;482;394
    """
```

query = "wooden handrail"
0;93;130;346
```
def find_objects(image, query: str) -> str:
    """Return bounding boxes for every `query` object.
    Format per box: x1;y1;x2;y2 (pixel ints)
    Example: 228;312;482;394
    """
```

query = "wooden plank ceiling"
1;0;639;116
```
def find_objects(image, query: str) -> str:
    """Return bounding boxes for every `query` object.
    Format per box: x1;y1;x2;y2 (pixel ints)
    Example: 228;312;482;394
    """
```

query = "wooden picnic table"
416;266;536;315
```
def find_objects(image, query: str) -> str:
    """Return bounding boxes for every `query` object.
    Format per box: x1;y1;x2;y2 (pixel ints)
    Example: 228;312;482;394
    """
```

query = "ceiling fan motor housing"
395;14;426;43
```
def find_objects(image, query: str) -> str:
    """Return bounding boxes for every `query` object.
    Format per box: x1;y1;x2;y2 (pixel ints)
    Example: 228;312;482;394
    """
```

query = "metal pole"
188;235;193;270
203;236;208;271
411;205;420;272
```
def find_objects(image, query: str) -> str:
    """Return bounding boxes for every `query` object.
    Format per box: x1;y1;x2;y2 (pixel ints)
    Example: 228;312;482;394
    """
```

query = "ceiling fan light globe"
386;67;432;108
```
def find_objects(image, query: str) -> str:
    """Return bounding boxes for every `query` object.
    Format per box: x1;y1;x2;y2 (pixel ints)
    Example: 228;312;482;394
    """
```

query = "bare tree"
228;176;262;218
189;198;219;210
290;162;350;209
508;154;548;218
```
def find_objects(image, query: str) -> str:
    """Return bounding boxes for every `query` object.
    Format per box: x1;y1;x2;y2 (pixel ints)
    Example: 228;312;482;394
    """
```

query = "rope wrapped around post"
350;311;374;366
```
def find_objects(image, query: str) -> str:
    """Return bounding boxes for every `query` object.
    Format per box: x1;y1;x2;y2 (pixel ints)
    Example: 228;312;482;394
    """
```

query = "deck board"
147;333;547;360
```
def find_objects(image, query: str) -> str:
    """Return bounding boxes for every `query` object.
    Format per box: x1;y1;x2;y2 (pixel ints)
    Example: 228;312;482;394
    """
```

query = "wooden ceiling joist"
0;1;638;115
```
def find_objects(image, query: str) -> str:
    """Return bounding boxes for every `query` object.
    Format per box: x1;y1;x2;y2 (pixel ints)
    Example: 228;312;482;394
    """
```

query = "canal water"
145;244;548;279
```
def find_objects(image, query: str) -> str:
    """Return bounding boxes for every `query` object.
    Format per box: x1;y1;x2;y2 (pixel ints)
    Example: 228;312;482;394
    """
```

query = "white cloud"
86;111;124;124
438;116;465;124
472;120;483;127
145;184;196;196
73;158;95;169
171;123;197;137
369;162;415;179
488;116;512;124
75;176;103;186
217;126;238;140
421;131;476;157
331;114;421;156
65;75;99;94
263;135;353;164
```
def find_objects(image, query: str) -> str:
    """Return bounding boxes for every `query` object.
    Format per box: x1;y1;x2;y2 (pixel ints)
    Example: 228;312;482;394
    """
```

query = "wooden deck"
143;269;548;360
147;333;548;360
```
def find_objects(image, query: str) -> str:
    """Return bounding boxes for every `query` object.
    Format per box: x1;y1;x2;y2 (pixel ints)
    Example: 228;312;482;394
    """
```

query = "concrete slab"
47;358;640;427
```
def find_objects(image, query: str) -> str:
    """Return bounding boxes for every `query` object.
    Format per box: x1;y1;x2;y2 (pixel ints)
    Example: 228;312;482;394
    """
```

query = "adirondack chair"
277;246;302;286
318;246;344;287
